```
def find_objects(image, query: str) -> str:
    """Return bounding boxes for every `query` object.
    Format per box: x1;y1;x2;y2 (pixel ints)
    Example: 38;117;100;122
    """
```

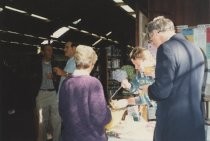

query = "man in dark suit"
146;16;205;141
32;44;61;141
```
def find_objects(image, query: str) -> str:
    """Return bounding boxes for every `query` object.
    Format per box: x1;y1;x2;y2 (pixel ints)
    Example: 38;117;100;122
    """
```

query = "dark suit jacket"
148;34;205;141
30;54;60;97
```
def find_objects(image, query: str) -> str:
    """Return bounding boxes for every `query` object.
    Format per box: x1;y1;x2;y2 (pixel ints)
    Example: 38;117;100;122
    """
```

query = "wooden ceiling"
0;0;209;51
0;0;136;49
148;0;210;26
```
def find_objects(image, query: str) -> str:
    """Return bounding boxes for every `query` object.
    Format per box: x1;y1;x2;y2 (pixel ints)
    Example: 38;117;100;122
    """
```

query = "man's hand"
53;67;65;76
46;72;53;79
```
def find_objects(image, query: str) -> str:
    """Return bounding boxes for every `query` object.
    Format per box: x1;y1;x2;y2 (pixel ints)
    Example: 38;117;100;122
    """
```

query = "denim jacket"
129;72;154;106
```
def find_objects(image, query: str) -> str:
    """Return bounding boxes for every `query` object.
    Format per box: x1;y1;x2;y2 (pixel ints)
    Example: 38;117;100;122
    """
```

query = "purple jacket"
59;75;111;141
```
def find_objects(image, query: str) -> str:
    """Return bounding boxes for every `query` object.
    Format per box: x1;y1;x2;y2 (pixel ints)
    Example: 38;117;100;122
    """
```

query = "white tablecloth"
107;117;155;141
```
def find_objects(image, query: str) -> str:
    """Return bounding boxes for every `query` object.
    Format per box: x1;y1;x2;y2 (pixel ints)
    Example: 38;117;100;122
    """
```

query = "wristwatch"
65;72;70;77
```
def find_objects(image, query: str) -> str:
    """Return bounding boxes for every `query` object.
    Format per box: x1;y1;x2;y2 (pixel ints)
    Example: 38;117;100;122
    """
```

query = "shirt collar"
73;69;90;76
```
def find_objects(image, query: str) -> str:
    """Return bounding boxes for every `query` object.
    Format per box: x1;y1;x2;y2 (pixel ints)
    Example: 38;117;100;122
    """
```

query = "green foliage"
121;65;135;81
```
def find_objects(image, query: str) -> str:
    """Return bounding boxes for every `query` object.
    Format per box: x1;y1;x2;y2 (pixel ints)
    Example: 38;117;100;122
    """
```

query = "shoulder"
64;75;100;83
51;59;59;66
68;57;75;63
86;76;101;83
159;34;188;55
66;58;76;66
84;76;102;87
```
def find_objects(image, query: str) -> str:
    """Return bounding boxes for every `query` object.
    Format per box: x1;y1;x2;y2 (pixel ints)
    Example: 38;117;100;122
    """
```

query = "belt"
40;89;55;91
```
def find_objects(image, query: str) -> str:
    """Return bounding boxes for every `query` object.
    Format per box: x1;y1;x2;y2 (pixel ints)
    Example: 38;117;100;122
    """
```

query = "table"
107;116;155;141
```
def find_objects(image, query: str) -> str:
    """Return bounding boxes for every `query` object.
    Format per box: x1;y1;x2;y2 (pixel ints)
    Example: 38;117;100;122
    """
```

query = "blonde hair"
129;47;147;60
130;47;155;66
74;45;98;69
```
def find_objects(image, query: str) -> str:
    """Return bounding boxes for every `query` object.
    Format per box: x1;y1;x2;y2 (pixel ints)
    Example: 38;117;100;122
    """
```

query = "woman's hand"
121;79;131;90
143;66;155;77
127;97;136;105
141;85;149;93
110;99;128;109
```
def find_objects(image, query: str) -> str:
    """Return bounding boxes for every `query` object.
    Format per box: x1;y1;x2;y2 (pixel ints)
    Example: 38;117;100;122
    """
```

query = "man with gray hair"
146;16;205;141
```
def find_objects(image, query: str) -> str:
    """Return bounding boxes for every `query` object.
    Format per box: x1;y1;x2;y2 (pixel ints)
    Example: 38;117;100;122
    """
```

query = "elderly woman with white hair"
59;45;111;141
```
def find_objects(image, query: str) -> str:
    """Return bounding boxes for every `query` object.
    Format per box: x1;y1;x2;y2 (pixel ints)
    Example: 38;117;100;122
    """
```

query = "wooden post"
135;5;148;47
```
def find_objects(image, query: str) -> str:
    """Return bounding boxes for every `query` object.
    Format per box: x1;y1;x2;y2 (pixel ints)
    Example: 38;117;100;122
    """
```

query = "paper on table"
108;116;155;141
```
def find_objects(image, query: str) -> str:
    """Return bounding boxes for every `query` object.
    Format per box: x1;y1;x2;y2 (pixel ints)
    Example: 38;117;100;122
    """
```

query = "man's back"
149;33;205;141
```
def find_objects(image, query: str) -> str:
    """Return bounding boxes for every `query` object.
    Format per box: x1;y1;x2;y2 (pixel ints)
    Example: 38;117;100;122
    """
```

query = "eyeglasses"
147;32;154;43
147;30;160;43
